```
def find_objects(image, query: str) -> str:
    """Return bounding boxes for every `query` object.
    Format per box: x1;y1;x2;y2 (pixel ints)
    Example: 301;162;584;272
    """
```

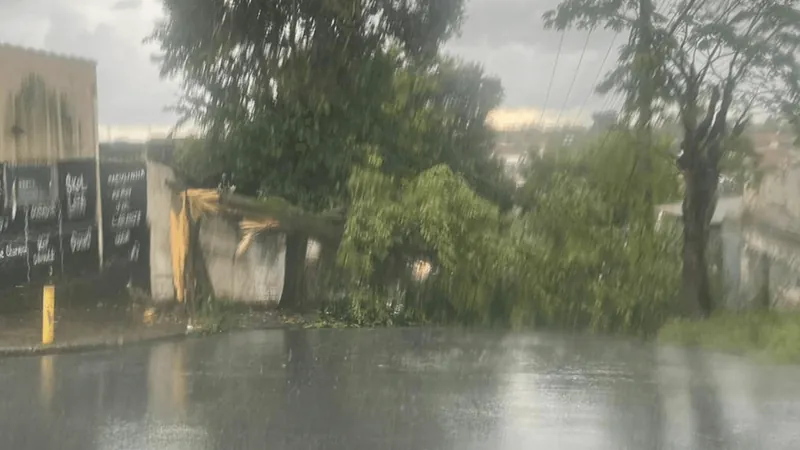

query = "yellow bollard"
42;285;55;345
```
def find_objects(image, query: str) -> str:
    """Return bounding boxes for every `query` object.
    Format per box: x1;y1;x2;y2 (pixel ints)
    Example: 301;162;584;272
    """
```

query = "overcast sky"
0;0;623;139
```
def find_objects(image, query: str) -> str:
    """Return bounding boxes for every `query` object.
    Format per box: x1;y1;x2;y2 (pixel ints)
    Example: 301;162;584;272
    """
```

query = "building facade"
0;44;104;293
736;129;800;310
0;43;98;162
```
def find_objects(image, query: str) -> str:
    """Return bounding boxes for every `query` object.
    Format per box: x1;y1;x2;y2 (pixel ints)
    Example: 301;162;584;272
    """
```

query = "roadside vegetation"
151;0;800;360
660;313;800;363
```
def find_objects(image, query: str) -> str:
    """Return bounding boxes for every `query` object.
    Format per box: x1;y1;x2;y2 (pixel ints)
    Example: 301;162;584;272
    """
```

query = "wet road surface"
1;328;799;449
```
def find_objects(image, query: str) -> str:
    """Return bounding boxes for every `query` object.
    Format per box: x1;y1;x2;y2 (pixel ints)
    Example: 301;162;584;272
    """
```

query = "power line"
579;1;680;132
538;31;566;130
553;29;594;128
574;32;619;126
595;92;627;151
598;84;625;114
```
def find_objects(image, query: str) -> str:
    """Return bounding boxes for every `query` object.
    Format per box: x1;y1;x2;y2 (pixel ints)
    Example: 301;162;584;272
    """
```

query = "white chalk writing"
114;229;130;246
70;228;92;253
111;211;142;229
130;241;140;262
0;242;27;260
33;249;55;265
107;169;145;187
111;187;132;202
30;204;57;221
17;179;36;190
33;234;55;266
65;173;88;219
115;201;130;213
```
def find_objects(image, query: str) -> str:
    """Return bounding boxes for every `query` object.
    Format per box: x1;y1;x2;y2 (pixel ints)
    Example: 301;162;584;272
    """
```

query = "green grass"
658;312;800;363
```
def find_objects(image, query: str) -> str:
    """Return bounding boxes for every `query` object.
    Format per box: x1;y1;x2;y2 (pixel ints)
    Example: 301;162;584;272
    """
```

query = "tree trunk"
183;195;214;320
183;193;197;320
682;169;716;318
635;0;655;214
279;232;309;311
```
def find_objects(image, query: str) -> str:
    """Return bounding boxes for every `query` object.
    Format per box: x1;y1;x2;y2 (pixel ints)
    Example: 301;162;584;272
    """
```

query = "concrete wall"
720;217;743;309
199;215;285;304
146;160;177;301
0;44;97;162
739;154;800;310
145;160;285;304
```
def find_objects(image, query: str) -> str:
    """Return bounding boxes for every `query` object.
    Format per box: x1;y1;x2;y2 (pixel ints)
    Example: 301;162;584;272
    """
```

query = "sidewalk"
0;301;288;357
0;305;188;357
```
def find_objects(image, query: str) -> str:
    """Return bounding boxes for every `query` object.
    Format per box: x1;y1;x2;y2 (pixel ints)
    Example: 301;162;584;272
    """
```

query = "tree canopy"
545;0;800;317
151;0;513;211
152;0;514;309
336;130;682;334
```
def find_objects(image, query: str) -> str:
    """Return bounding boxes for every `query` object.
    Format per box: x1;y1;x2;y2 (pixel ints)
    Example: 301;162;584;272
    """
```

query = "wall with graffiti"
0;160;149;292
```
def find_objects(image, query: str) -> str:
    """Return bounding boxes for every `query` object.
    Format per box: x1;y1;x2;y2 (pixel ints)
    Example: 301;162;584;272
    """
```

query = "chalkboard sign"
0;161;101;290
100;162;147;265
0;238;29;288
8;165;55;207
58;160;97;223
60;225;98;278
0;165;23;239
27;231;59;281
4;165;60;235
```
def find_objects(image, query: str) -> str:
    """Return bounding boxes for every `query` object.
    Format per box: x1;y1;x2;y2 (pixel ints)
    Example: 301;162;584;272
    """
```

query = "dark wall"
0;159;150;307
99;161;150;293
0;160;99;291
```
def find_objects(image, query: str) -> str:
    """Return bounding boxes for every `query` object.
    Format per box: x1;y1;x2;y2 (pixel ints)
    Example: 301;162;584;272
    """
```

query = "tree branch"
666;0;702;37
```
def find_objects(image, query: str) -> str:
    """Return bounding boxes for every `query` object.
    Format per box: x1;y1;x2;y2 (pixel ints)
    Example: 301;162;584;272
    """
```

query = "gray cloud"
0;0;624;131
0;0;178;129
448;0;626;117
114;0;144;11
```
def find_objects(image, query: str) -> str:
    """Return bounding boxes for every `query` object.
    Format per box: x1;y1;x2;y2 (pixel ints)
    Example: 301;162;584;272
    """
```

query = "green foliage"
546;0;800;317
336;163;505;325
151;0;467;210
334;133;683;335
659;313;800;363
519;130;681;223
509;133;683;334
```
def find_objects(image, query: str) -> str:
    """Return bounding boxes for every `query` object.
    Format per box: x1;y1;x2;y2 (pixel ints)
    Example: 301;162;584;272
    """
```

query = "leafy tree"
151;0;513;309
371;57;515;210
545;0;800;317
337;132;682;335
520;130;680;226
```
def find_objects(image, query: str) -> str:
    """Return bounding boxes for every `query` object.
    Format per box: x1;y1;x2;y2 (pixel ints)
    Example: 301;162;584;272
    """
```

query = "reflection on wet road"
1;328;799;449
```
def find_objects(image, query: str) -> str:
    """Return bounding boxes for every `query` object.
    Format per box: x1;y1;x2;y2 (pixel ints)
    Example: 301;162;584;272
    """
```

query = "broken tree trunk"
279;231;309;311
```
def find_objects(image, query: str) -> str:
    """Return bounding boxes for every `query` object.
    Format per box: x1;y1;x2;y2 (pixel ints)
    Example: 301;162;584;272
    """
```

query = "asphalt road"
0;328;799;449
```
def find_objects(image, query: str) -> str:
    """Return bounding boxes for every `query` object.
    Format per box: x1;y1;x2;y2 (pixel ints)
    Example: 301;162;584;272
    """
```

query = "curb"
0;323;291;359
0;330;190;358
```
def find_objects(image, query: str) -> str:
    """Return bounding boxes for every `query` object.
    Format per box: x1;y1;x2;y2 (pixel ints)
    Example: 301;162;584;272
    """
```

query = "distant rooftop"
0;42;96;65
